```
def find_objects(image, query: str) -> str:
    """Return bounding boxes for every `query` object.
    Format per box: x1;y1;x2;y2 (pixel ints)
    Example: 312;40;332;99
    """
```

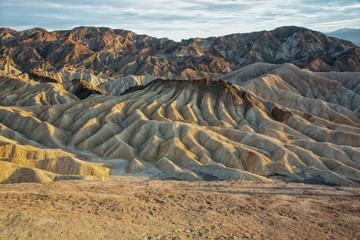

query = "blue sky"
0;0;359;41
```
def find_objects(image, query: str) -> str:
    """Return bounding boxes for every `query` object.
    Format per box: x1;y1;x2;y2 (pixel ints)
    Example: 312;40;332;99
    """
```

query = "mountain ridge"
1;26;359;84
326;28;360;46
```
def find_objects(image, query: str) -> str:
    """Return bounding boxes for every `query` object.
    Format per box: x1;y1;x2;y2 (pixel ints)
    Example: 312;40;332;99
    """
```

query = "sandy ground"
0;179;359;240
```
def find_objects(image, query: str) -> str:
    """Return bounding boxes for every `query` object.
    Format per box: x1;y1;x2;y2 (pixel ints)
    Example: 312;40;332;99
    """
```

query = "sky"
0;0;359;41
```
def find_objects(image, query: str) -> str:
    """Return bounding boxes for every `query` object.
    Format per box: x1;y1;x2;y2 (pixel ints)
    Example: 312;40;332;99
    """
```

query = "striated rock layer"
0;63;359;186
0;135;109;183
1;25;359;86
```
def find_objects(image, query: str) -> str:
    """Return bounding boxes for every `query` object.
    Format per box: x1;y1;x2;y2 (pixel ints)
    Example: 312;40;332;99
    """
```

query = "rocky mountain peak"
1;26;359;82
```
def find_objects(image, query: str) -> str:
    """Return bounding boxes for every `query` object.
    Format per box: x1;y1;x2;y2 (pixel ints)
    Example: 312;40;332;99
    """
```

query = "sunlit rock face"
0;62;359;186
0;25;359;185
1;26;359;84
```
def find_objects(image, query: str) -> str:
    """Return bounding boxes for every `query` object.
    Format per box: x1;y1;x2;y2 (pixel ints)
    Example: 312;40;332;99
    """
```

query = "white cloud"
0;0;359;40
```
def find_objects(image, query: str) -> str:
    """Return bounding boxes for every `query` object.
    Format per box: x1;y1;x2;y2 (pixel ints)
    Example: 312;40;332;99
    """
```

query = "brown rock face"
1;26;359;81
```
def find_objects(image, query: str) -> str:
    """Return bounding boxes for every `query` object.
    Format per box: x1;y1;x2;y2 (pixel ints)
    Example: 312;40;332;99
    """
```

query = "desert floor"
0;179;359;239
